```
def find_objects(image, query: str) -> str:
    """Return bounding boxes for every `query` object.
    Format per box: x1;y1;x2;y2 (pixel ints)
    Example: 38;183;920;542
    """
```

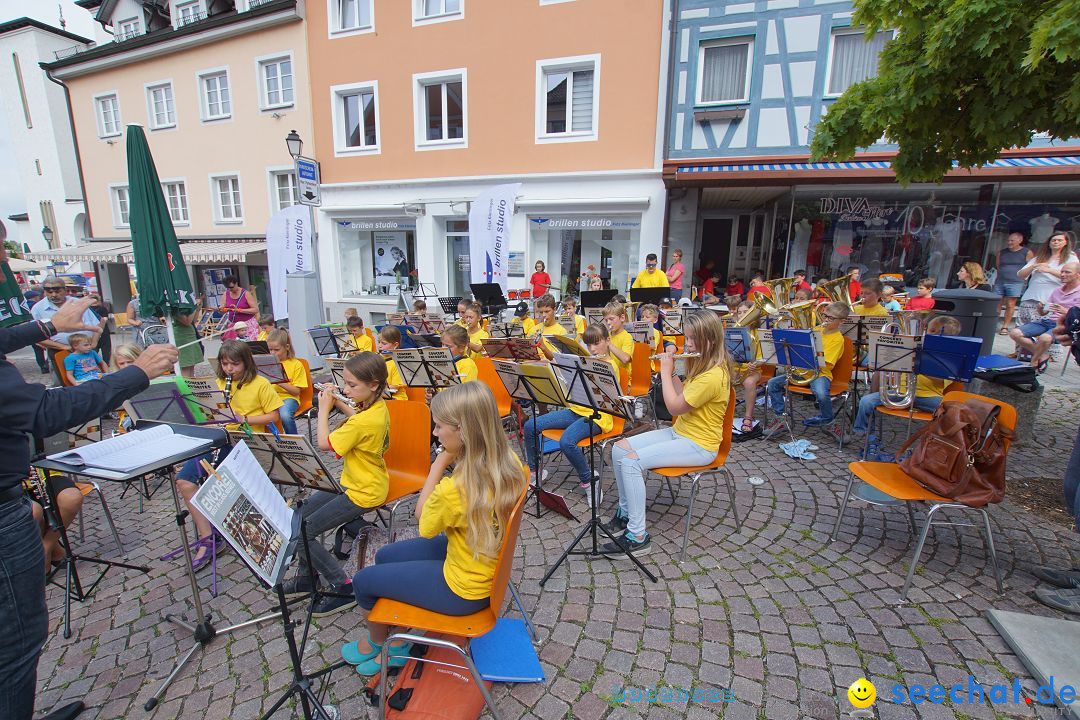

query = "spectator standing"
529;261;552;297
665;249;685;301
994;232;1034;334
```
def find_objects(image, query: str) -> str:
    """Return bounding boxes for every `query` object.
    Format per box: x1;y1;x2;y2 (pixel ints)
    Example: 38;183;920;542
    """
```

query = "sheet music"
307;327;339;357
47;425;211;472
185;377;240;424
584;308;605;328
626;321;654;344
660;309;683;336
492;360;567;405
547;334;590;357
868;332;919;373
325;357;348;385
755;329;777;364
191;441;295;587
481;337;541;362
254;354;287;383
725;328;754;364
556;316;577;336
123;378;192;425
231;432;341;493
393;347;460;388
488;322;525;339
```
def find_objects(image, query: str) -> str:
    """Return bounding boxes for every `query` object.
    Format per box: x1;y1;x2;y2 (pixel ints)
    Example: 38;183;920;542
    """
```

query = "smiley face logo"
847;678;876;709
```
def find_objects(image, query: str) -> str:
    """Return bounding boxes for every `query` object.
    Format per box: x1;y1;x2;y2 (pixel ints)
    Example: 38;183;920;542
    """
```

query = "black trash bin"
930;289;1001;355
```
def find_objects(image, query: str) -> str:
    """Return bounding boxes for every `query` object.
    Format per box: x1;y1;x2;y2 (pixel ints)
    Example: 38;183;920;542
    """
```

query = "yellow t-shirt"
350;334;375;354
818;328;846;382
513;317;537;335
455;356;478;384
257;330;269;341
854;303;889;317
467;327;489;359
418;476;496;600
608;328;634;377
216;376;283;432
915;374;946;399
673;364;730;453
648;327;663;372
384;357;408;400
329;399;390;508
633;269;670;289
274;357;308;400
567;354;617;433
539;321;567;356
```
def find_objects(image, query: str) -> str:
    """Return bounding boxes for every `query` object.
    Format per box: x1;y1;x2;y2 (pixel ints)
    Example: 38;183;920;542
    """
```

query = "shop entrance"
698;217;733;285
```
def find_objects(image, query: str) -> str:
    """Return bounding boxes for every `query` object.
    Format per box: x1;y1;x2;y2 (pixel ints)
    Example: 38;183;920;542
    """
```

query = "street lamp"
41;226;54;247
285;130;302;159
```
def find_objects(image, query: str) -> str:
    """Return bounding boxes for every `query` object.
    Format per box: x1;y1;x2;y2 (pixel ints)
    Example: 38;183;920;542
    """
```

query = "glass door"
446;220;470;297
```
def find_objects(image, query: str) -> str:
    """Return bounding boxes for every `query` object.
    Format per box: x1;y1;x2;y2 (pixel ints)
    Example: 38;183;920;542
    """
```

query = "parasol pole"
164;301;182;377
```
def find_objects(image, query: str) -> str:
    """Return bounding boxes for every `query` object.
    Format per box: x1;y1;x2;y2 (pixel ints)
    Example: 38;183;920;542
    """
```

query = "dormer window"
116;17;141;41
175;0;204;28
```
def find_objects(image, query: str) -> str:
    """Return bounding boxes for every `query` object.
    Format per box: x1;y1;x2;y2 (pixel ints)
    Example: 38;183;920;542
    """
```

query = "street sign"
295;156;321;207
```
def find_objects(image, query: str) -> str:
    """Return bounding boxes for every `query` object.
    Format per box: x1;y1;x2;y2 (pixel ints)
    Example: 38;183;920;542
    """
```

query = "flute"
315;382;356;408
649;352;701;360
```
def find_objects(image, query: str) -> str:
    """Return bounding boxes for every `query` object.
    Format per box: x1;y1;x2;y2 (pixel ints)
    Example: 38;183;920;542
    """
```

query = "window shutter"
570;69;593;132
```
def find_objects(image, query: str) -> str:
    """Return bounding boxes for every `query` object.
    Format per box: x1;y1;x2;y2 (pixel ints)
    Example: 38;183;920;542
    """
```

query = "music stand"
415;282;439;298
770;329;821;443
488;321;526;339
481;337;542;362
580;289;617;309
324;357;348;385
438;296;464;316
405;331;443;348
725;328;754;364
393;347;461;389
660;309;684;337
471;283;508;316
182;377;242;426
255;354;288;384
918;334;982;382
231;431;343;493
246;340;270;355
307;327;341;357
628;287;670;306
540;355;657;584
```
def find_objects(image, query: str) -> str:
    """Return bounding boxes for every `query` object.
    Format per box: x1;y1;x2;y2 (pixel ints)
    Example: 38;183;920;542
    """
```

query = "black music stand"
405;331;443;348
246;340;270;355
231;431;343;494
539;358;657;584
725;328;754;364
255;354;288;384
415;282;439;298
471;282;508;316
393;348;461;389
580;289;617;308
438;296;463;316
628;287;670;306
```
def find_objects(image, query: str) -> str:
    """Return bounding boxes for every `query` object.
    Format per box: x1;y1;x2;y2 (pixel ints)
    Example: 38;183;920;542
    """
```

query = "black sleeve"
0;364;150;438
0;320;48;355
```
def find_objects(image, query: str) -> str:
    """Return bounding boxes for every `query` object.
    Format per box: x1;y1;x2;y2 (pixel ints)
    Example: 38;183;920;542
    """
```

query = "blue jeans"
352;535;489;614
523;408;601;484
1017;317;1057;339
1066;422;1080;533
612;427;715;538
298;490;369;587
0;497;48;720
853;392;942;434
279;398;300;435
766;374;833;421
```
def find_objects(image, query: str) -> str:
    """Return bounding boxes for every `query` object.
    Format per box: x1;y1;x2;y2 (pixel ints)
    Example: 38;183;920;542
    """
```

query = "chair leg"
380;633;503;720
678;472;701;563
665;477;677;504
978;508;1005;594
899;503;943;602
507;579;538;642
78;508;85;543
904;502;918;537
829;470;859;543
721;468;742;532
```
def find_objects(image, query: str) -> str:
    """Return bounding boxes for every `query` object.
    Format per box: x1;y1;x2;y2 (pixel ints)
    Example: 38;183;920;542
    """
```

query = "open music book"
546;334;591;357
626;320;655;344
184;377;241;425
551;353;628;417
47;425;212;472
492;360;569;406
254;354;287;384
231;431;341;493
191;441;298;587
481;337;542;362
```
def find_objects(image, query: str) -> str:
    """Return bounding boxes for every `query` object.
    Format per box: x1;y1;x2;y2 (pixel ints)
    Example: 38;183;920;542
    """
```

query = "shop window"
697;38;752;105
826;29;894;96
338;223;417;296
414;70;466;148
446;220;470;297
537;55;599;143
534;216;639;293
95;93;121;138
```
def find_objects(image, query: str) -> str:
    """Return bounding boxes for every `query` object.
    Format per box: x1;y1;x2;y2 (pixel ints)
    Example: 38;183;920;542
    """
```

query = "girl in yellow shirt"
603;312;731;558
176;340;283;570
441;325;478;385
461;301;489;358
267;328;308;434
283;352;391;616
602;302;635;375
344;382;527;675
376;326;408;400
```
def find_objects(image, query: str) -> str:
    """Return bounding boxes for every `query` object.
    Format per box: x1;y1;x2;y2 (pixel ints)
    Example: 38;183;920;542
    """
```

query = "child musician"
561;296;587;335
441;325;479;384
256;314;276;341
534;294;568;359
601;302;634;377
342;383;527;674
176;340;282;570
854;278;889;316
733;299;766;433
523;324;617;507
763;301;851;437
511;301;537;335
603;311;731;557
851;316;961;438
376;326;408;400
282;352;391;616
267;328;308;434
346;316;375;353
411;299;428;315
461;301;489;359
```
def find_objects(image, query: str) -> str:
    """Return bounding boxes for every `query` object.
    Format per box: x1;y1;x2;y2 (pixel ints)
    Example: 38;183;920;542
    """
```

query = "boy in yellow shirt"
510;302;537;335
561;297;587;335
256;315;276;342
346;316;375;354
461;301;489;359
534;294;569;359
632;253;670;289
764;302;851;436
853;278;889;317
601;302;635;376
376;326;408;400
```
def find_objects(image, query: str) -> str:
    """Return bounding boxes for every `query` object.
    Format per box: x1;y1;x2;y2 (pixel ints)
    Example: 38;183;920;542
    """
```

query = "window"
175;0;203;27
111;186;130;227
259;56;294;108
271;171;299;210
332;82;379;153
537;55;599;142
146;82;176;129
446;220;470;296
697;38;753;104
332;0;373;33
338;223;417;296
95;93;121;137
212;175;243;222
414;0;462;24
200;70;231;120
414;70;466;149
827;29;894;96
116;17;141;40
163;181;189;223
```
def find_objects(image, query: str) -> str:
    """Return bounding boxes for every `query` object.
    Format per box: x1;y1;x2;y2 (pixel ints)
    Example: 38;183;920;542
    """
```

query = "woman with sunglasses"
220;275;258;340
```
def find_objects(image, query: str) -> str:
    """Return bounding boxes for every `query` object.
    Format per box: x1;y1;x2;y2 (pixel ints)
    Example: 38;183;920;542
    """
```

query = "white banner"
468;183;520;294
265;205;312;320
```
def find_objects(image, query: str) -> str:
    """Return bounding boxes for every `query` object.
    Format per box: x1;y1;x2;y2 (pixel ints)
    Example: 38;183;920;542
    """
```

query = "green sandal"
341;635;382;666
354;643;413;676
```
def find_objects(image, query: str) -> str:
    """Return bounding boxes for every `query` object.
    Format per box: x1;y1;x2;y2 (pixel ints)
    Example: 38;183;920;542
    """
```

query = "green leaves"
810;0;1080;184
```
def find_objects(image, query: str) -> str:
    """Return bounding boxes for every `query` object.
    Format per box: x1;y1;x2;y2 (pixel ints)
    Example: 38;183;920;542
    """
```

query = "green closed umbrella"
0;221;32;328
126;124;196;320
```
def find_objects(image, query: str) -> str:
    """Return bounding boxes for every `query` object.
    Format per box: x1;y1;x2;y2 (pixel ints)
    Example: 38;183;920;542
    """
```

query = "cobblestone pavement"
12;343;1080;720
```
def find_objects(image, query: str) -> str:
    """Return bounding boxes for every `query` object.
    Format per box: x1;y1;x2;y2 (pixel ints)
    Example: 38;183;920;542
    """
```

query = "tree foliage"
810;0;1080;184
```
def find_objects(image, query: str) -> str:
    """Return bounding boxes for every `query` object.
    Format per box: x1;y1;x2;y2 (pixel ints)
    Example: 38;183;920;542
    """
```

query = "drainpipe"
659;0;680;263
43;64;93;241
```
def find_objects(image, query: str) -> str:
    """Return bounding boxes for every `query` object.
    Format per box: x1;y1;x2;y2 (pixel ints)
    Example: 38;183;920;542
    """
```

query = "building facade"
663;0;1080;291
305;0;669;319
34;0;314;313
0;18;93;258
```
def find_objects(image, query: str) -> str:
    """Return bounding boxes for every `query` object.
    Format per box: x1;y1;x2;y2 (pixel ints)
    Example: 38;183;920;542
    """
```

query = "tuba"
780;300;820;386
815;273;854;310
764;277;798;308
878;310;935;409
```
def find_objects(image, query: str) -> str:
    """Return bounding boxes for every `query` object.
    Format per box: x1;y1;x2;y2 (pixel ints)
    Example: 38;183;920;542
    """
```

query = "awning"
27;242;131;263
677;155;1080;175
120;240;268;264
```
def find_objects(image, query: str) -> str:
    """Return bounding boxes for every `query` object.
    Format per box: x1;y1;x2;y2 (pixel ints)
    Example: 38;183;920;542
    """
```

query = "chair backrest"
716;388;736;464
488;480;530;614
405;386;427;403
474;356;512;418
364;327;375;347
296;358;314;415
830;336;855;394
629;342;652;395
941;390;1017;452
54;349;74;386
384;400;433;479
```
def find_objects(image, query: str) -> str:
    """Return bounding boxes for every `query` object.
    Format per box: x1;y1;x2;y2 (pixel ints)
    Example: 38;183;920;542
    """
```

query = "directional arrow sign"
295;156;321;207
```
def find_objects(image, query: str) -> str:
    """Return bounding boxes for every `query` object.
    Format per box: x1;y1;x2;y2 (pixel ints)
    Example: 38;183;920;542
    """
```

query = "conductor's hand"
50;296;101;334
657;348;676;375
133;344;178;379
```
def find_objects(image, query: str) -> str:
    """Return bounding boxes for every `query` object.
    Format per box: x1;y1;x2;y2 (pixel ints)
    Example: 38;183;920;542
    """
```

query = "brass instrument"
780;300;821;386
763;277;798;308
878;310;935;409
733;302;766;329
815;273;855;310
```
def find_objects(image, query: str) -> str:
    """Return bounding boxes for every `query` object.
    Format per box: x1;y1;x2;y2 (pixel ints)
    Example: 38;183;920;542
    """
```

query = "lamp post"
41;226;54;248
283;130;326;339
285;129;303;159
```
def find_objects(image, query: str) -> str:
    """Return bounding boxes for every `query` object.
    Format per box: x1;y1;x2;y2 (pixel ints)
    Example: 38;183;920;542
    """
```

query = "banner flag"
467;183;520;294
265;204;312;320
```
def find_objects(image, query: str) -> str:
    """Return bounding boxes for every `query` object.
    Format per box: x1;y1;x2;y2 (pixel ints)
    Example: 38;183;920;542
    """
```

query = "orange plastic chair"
474;356;512;420
404;386;427;403
381;400;432;539
831;391;1017;601
783;336;855;447
54;349;74;386
275;358;316;439
368;483;534;720
651;389;740;561
874;380;965;439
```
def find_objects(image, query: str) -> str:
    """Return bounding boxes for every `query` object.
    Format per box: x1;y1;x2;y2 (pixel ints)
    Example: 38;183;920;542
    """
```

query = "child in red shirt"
905;277;937;310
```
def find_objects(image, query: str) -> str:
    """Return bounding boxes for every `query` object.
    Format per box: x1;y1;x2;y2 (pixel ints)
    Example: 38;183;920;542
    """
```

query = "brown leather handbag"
897;398;1011;507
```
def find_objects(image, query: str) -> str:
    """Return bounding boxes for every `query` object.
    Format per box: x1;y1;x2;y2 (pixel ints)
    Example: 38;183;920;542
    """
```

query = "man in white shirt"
30;278;103;384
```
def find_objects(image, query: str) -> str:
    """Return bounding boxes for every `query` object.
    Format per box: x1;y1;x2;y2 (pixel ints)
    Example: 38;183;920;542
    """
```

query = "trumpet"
315;382;356;408
649;352;701;360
